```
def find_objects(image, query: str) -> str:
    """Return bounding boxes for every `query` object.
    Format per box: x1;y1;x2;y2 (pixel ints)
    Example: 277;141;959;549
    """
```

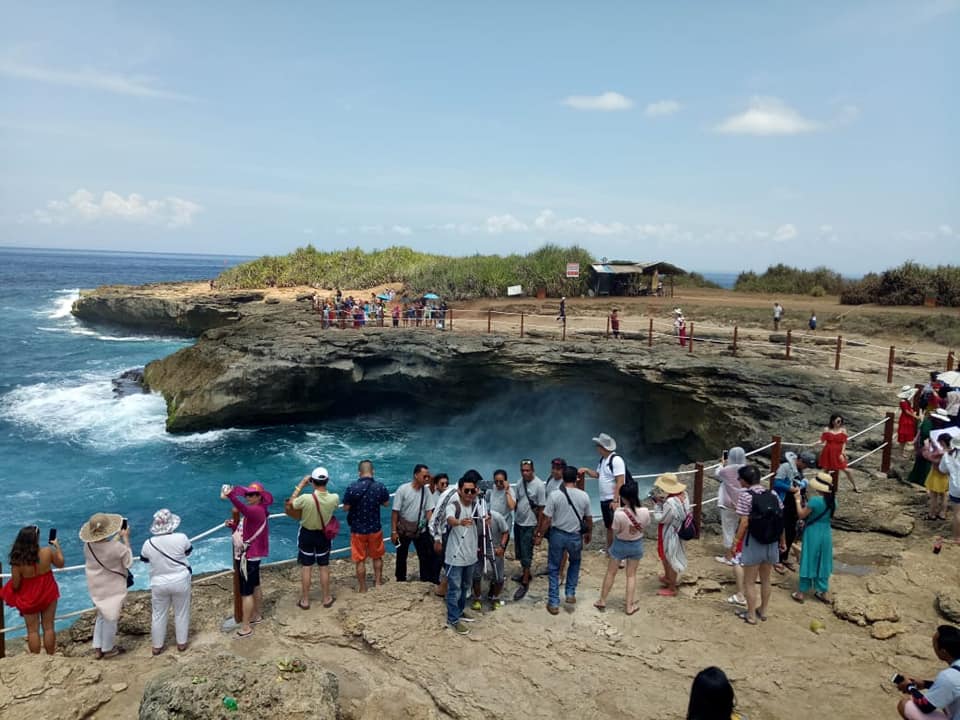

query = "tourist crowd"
311;289;448;330
4;369;960;718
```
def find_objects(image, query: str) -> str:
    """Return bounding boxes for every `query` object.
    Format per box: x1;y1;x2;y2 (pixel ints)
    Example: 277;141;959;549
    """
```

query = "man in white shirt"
578;433;626;553
535;466;592;614
444;471;481;635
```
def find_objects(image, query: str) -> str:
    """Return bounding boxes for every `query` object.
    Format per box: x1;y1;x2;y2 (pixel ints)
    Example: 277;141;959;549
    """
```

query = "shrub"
733;264;846;295
809;285;826;297
840;262;960;307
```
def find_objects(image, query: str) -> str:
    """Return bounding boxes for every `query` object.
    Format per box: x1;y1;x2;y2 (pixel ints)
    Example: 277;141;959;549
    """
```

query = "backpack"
677;508;698;541
607;453;635;489
747;489;783;545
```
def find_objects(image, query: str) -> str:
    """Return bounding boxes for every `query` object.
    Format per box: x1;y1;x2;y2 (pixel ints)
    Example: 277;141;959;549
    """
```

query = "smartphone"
121;518;128;531
891;673;905;685
48;528;57;544
722;450;729;461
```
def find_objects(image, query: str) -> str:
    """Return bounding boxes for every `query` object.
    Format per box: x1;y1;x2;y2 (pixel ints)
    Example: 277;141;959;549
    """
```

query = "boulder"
138;652;339;720
0;655;111;720
871;622;904;640
936;592;960;624
832;592;899;626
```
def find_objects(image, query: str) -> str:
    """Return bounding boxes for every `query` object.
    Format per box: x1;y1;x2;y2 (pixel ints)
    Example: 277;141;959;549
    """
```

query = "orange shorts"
351;531;386;562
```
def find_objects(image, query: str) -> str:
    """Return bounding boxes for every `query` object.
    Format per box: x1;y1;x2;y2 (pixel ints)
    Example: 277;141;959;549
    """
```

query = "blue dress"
798;496;833;593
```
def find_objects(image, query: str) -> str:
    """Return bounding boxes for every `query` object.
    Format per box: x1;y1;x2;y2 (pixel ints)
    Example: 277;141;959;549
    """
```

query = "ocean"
0;247;676;631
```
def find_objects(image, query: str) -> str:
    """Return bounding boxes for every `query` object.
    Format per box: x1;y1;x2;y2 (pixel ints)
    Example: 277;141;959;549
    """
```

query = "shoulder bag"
398;487;426;539
88;543;134;588
313;492;341;541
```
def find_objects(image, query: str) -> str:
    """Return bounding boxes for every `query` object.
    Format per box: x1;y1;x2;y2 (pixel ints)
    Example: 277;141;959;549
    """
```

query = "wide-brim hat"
238;482;274;506
897;385;917;401
150;508;181;535
592;433;617;451
931;409;952;423
654;473;686;495
79;513;123;543
808;472;835;494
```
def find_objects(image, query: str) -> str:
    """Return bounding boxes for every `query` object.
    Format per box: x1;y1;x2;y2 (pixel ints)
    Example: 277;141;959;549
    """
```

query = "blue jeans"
547;529;582;608
445;563;475;625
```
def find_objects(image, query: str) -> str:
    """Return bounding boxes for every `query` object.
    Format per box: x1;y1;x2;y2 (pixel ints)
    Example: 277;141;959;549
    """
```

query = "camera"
891;673;905;685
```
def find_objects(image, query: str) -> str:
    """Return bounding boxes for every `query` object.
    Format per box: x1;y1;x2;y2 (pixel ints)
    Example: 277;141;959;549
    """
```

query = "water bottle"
222;697;238;712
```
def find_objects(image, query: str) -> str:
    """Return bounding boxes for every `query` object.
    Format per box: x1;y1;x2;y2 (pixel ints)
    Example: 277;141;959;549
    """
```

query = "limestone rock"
870;622;904;640
832;592;898;626
0;655;110;720
864;598;900;623
111;682;129;692
138;652;338;720
936;592;960;623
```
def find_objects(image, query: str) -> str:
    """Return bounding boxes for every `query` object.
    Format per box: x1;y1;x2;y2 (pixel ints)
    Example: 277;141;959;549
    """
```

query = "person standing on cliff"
343;460;391;592
610;308;621;339
512;459;545;600
557;296;566;323
578;433;626;556
285;468;338;610
535;465;592;614
391;464;438;585
773;302;783;331
443;472;482;635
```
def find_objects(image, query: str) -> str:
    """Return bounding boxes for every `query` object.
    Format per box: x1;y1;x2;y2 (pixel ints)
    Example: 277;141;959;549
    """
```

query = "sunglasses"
245;492;261;498
463;488;478;495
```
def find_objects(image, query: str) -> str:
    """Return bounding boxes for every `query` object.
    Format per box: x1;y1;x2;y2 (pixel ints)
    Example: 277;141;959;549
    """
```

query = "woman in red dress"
896;386;920;458
0;526;64;654
818;414;860;492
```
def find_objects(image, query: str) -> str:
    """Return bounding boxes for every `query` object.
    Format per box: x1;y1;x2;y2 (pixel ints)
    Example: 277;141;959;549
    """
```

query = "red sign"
566;263;580;278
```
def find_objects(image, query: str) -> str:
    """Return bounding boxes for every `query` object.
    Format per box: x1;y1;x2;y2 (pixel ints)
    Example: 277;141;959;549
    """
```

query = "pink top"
612;506;651;541
229;487;270;560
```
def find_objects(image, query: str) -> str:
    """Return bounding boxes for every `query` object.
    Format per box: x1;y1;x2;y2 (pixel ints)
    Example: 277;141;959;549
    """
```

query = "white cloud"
359;225;385;235
31;189;202;228
715;97;820;136
391;225;413;236
940;224;954;236
0;60;191;100
534;209;630;235
562;91;633;111
644;100;681;117
485;214;528;234
773;223;799;242
918;0;960;22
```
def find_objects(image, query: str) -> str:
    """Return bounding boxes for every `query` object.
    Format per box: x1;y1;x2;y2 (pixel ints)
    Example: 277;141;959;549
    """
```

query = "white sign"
566;263;580;278
507;285;523;296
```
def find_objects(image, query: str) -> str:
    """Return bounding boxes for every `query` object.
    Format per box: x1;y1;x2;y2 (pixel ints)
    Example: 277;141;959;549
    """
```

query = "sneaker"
450;622;471;635
491;599;504;610
471;599;482;612
714;556;734;566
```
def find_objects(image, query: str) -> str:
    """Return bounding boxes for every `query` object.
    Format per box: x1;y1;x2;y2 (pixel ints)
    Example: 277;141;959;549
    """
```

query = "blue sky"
1;1;956;273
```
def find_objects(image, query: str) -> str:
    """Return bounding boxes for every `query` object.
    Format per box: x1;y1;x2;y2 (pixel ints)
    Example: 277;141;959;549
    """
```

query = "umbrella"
423;292;440;300
938;370;960;387
376;293;391;301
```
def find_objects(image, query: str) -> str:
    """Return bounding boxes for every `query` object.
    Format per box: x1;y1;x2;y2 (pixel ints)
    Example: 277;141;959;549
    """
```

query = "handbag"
313;492;340;541
560;486;590;536
232;517;267;579
398;487;426;539
88;544;134;588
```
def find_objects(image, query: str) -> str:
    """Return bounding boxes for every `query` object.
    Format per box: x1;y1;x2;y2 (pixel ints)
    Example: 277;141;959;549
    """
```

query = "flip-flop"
100;647;127;658
322;597;336;608
656;588;677;597
791;592;805;603
814;592;831;604
151;646;165;656
297;600;310;610
757;610;768;622
735;610;757;625
625;605;640;616
250;616;264;625
236;629;253;638
773;564;786;575
593;601;606;611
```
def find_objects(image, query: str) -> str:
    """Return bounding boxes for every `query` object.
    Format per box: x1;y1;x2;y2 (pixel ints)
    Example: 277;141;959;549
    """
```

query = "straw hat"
654;473;686;495
79;513;123;543
808;472;835;494
897;385;917;401
149;508;181;535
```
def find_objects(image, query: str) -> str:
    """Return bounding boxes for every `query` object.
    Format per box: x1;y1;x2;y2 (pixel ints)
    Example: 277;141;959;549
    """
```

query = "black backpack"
607;453;636;489
747;489;783;545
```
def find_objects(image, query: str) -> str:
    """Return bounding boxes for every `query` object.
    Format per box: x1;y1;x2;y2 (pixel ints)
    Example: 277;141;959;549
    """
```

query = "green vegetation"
840;262;960;307
673;271;722;290
215;244;596;299
734;264;846;295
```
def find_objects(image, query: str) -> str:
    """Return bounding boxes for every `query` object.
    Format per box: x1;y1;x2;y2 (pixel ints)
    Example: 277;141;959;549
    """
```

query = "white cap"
310;466;329;481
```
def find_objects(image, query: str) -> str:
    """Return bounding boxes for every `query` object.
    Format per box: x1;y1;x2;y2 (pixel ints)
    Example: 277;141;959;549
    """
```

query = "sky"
0;1;957;274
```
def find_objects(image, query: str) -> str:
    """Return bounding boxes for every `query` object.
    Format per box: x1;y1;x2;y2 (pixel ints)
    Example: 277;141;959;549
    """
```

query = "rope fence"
0;412;898;651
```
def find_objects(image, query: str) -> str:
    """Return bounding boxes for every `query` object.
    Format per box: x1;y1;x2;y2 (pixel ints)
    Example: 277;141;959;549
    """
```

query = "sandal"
726;594;746;606
756;610;768;622
625;604;640;616
236;629;253;639
735;610;757;625
250;616;264;625
593;601;606;611
773;563;786;575
100;647;126;659
151;646;165;656
177;643;188;652
656;588;677;597
814;592;831;604
297;600;310;610
322;597;336;608
791;591;805;603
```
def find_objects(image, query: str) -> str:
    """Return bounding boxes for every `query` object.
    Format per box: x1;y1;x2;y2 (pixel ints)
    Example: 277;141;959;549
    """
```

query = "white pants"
720;507;739;550
151;577;192;647
93;614;118;651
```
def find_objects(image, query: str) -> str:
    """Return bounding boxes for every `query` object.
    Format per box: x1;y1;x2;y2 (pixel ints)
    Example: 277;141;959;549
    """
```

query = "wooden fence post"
693;463;704;539
688;322;694;353
648;318;653;347
231;508;242;624
835;335;843;371
520;312;525;338
786;329;792;360
948;351;955;371
769;435;782;490
887;346;895;384
732;325;738;355
449;308;454;331
0;561;6;659
487;310;492;334
562;318;567;341
605;315;610;339
881;411;895;475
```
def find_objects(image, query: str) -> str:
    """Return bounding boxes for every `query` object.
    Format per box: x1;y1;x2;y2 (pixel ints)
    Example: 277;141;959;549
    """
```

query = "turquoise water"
0;247;673;630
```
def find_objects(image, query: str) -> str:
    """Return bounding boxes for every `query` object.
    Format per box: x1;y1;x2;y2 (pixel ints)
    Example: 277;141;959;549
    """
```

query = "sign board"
507;285;523;296
566;263;580;278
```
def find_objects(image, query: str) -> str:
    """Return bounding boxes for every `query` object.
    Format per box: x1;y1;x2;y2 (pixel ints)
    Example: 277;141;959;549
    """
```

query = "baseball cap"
310;466;330;482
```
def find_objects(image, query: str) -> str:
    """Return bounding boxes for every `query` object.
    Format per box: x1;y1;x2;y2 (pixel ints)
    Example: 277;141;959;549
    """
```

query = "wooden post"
562;317;567;341
449;308;454;331
231;508;242;624
520;312;525;338
605;315;610;339
887;346;895;384
881;411;895;475
831;470;840;498
769;436;782;490
948;351;955;371
670;275;674;298
693;463;704;539
732;325;738;355
648;318;653;347
835;335;843;371
487;310;492;334
0;561;5;659
786;329;792;360
688;322;694;353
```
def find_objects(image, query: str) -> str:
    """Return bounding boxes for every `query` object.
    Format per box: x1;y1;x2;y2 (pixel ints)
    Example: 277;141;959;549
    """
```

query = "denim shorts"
609;537;644;561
